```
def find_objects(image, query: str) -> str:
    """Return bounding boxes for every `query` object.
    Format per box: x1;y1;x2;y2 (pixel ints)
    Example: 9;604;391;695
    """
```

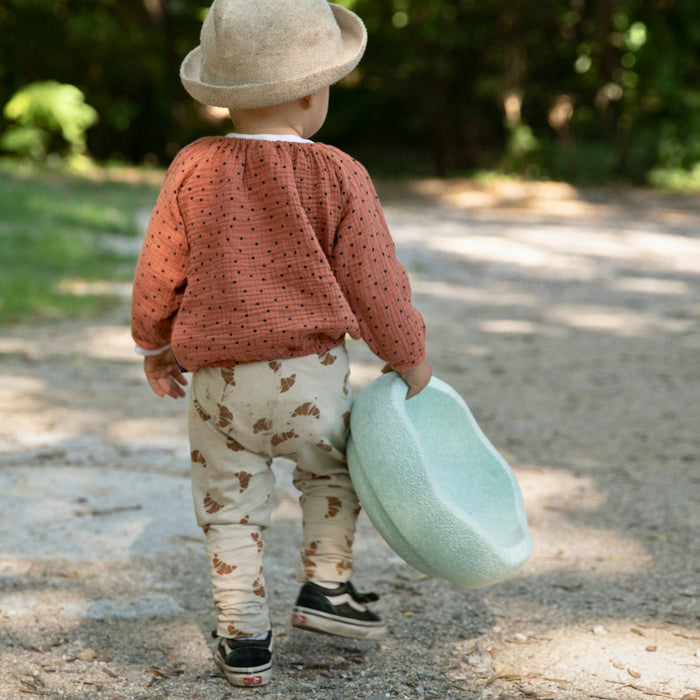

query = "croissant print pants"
188;344;359;638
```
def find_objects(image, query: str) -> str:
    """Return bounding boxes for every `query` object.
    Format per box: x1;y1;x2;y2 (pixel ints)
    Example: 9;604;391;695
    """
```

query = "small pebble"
76;648;97;661
592;625;607;636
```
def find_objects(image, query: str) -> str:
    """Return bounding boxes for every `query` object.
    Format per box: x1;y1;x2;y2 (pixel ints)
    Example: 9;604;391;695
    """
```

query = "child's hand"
383;360;432;399
144;349;188;399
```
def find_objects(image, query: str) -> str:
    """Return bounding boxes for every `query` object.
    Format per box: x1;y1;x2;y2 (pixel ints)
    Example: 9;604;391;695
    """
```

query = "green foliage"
336;0;700;184
1;81;98;159
0;0;204;164
1;0;699;186
648;163;700;192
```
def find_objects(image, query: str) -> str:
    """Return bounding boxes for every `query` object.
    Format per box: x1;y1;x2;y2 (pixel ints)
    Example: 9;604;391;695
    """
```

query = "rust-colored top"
131;135;426;371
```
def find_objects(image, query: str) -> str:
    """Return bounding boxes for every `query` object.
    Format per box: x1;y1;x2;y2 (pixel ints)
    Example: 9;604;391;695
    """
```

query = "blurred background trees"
1;0;699;185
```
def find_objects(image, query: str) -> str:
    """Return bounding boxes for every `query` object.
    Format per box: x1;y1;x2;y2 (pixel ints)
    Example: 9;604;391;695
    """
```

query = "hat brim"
180;4;367;110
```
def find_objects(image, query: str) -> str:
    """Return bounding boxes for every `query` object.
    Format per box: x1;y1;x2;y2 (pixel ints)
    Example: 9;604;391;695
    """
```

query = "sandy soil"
0;179;698;699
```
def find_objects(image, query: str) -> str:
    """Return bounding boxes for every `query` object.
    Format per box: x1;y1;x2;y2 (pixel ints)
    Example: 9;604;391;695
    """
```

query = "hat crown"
200;0;342;88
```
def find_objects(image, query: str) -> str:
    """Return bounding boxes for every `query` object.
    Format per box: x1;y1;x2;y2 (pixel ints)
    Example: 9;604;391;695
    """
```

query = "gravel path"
0;180;698;699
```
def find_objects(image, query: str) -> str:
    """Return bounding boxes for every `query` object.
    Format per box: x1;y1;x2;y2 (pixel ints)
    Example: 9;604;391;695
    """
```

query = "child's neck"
229;105;303;138
233;124;302;137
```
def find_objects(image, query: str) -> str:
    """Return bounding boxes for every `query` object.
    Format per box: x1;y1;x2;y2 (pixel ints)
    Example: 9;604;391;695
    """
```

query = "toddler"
131;0;431;688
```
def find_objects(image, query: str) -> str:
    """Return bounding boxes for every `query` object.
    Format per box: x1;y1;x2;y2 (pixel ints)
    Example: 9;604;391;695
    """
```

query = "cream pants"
188;345;358;638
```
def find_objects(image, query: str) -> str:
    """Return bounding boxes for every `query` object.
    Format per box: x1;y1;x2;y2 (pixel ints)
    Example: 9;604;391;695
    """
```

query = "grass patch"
0;159;162;324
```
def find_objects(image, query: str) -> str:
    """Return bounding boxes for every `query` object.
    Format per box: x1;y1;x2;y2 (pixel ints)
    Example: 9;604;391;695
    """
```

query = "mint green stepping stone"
347;373;532;589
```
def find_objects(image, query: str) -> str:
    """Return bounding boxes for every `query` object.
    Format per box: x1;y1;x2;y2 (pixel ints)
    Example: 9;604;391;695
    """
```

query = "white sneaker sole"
215;653;272;687
292;606;388;639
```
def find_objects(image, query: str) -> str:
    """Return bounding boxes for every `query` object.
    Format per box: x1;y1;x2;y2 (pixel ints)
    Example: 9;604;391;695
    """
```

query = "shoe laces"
344;580;380;604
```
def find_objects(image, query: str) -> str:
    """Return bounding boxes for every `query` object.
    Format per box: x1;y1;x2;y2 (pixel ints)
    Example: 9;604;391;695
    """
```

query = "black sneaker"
214;631;273;687
292;581;387;639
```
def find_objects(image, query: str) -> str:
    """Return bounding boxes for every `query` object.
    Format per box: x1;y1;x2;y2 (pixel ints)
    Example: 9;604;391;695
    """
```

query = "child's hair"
180;0;366;110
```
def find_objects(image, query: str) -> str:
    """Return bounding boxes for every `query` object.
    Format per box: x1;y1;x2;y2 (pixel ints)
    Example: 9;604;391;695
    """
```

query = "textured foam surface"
347;373;532;589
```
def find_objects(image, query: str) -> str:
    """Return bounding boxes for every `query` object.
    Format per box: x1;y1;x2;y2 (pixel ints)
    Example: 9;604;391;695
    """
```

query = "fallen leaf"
146;665;184;678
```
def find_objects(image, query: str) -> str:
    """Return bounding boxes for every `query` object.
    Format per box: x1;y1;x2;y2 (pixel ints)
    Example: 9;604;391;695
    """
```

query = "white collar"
226;133;313;143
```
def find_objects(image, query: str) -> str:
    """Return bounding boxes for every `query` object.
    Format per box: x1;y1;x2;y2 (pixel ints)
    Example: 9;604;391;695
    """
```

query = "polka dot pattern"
131;136;426;370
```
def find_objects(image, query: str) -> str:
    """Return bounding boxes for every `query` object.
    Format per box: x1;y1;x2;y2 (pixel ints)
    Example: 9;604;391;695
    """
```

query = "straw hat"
180;0;367;110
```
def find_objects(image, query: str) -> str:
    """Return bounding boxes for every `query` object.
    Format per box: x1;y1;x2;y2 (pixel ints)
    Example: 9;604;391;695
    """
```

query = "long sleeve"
327;160;426;370
131;151;191;352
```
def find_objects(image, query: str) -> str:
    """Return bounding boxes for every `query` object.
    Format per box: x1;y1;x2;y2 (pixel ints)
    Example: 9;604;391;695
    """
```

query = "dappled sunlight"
515;466;607;515
0;323;185;459
487;224;700;273
0;375;46;407
611;275;691;295
0;420;76;454
623;230;700;274
0;373;58;453
427;232;592;278
403;178;588;214
0;402;174;457
57;278;133;300
81;323;139;361
410;263;692;341
397;201;700;345
107;417;189;445
448;615;698;699
514;466;654;576
522;518;655;577
478;319;551;336
545;303;694;336
411;278;538;307
0;588;88;626
398;204;700;285
0;322;138;363
0;375;130;455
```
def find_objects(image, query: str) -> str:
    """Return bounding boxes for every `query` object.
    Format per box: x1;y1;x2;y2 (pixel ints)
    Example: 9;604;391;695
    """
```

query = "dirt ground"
0;179;698;699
